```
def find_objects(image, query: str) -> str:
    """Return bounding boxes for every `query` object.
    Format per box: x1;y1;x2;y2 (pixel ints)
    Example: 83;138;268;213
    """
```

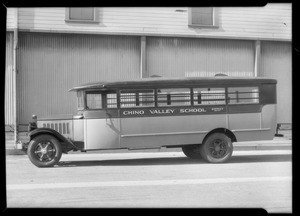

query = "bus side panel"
228;113;261;130
120;114;227;148
232;104;276;142
261;104;276;132
121;134;205;149
84;118;120;150
73;119;84;142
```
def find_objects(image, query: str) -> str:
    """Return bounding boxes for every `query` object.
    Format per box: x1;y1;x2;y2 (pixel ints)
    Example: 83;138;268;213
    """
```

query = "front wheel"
27;134;62;167
200;133;233;163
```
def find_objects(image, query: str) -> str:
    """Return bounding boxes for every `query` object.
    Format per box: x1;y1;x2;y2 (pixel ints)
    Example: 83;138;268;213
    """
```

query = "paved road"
6;150;292;213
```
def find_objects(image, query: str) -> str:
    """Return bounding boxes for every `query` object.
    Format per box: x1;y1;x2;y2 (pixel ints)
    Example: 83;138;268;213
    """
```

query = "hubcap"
34;141;56;162
208;139;228;159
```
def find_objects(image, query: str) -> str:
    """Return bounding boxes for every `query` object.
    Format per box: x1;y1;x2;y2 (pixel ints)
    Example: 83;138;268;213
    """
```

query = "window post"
140;36;147;78
254;40;261;77
13;8;19;147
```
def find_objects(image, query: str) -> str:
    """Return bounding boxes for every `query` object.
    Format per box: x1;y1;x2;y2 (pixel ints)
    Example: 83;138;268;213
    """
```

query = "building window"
66;8;99;23
188;7;218;28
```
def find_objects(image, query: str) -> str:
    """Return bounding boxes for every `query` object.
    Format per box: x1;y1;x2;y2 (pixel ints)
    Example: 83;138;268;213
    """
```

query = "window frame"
65;7;99;24
80;85;262;111
188;7;218;28
156;88;191;107
119;89;155;108
84;90;118;110
226;86;260;105
77;90;85;111
193;87;226;106
85;91;104;110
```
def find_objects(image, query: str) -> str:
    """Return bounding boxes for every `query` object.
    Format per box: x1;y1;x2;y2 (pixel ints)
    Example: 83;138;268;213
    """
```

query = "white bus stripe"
7;176;291;190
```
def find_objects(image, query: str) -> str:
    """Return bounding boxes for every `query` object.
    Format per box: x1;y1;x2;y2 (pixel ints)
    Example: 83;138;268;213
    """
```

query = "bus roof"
68;76;277;91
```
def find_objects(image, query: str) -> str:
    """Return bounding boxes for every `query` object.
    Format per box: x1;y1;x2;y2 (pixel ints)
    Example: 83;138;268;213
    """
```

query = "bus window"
120;90;155;108
107;93;117;108
86;92;103;109
77;90;85;110
193;88;225;105
227;87;259;104
157;88;191;107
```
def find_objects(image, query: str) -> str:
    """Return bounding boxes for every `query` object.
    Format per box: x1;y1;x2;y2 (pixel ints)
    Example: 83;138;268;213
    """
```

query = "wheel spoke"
46;154;51;161
39;153;45;161
44;143;50;149
220;144;226;150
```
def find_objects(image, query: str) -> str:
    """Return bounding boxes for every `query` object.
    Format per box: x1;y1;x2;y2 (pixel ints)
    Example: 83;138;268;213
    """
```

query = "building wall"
6;4;291;41
17;32;141;124
9;32;293;126
146;37;255;77
260;41;292;123
6;7;16;29
5;32;14;127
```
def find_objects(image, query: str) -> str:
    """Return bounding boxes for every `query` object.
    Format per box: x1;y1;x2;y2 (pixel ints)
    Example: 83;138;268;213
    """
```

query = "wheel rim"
208;139;228;159
34;141;56;162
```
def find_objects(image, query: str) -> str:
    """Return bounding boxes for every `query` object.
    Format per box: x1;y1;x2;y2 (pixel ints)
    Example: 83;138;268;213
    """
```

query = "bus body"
25;77;277;167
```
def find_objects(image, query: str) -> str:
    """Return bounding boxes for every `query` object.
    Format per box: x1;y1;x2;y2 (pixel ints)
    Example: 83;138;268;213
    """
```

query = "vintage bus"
25;76;277;167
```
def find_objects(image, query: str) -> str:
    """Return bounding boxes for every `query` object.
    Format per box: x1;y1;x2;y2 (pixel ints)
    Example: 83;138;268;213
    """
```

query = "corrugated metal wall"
260;41;292;123
5;32;14;127
146;37;255;77
17;32;140;125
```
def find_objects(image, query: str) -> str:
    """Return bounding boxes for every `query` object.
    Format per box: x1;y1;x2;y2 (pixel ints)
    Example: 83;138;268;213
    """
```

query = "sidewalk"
5;130;292;155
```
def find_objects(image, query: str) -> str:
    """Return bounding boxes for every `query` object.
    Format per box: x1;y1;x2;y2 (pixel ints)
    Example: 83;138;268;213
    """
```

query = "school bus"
25;76;277;167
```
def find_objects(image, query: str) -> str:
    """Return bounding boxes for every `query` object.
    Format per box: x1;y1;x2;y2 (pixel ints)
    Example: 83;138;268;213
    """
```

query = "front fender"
28;128;81;151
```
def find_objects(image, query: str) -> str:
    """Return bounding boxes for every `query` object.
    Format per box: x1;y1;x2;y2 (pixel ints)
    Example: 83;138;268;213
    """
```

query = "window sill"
188;24;219;29
65;19;100;24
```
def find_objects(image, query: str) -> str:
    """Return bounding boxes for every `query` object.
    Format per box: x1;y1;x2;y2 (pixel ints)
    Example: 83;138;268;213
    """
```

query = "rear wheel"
27;134;62;167
200;133;233;163
182;145;201;159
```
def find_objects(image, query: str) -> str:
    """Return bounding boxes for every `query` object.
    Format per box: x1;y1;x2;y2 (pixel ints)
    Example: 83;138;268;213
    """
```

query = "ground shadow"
57;154;291;167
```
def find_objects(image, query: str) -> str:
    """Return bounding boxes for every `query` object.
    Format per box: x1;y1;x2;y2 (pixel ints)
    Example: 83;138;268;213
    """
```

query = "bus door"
83;91;120;150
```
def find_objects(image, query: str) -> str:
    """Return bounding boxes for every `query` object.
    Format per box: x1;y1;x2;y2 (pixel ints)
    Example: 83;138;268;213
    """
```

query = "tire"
182;145;201;159
200;133;233;163
27;134;62;167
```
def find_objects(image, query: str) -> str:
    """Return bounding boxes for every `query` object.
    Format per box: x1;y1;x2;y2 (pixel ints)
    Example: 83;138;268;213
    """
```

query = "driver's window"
86;92;102;109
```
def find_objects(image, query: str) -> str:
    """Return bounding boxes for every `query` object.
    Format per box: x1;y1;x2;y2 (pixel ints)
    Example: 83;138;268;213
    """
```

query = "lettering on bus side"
120;105;226;118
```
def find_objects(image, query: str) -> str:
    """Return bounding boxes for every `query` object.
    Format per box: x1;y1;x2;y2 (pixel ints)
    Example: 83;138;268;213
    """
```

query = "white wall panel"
9;4;291;41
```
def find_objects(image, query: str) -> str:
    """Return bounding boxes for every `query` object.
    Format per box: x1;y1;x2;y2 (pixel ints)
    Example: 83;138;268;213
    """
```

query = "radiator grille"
43;122;70;135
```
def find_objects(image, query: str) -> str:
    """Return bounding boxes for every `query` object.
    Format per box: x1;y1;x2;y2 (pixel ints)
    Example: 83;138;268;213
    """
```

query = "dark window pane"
69;8;94;21
191;7;213;25
81;8;94;20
